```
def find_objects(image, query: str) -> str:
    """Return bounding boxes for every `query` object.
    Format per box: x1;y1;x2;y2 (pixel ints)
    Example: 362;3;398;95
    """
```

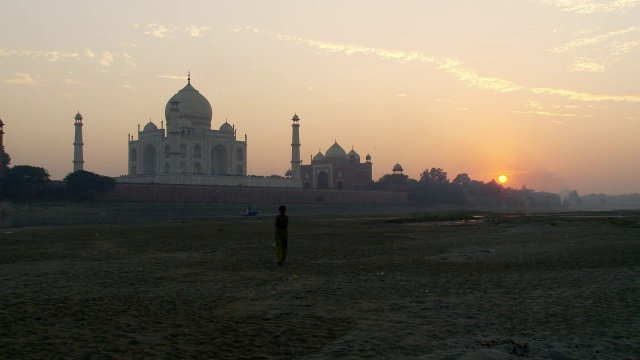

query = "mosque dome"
347;148;360;163
312;151;326;162
219;120;234;134
366;154;371;160
292;114;299;121
143;121;158;132
74;112;83;121
164;79;212;130
393;163;404;172
325;141;346;159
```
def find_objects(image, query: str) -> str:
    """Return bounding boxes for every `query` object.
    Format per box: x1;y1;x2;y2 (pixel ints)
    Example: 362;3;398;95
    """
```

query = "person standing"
274;205;289;266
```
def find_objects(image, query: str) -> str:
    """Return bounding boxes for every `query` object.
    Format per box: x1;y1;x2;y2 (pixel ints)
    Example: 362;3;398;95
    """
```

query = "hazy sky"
1;0;639;195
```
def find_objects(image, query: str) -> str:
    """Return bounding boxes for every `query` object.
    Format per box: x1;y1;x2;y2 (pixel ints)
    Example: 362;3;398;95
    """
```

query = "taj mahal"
109;75;390;190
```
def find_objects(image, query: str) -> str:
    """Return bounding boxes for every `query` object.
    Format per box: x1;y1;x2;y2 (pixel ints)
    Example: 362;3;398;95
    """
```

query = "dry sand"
1;212;639;359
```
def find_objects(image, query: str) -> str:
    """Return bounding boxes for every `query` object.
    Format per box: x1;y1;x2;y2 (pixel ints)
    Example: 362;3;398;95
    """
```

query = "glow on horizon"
0;0;639;195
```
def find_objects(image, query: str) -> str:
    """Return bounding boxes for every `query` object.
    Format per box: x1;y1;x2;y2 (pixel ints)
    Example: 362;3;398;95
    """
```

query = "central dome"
325;141;346;159
164;80;212;130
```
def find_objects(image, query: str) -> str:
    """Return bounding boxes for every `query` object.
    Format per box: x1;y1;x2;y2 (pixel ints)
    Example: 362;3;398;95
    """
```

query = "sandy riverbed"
1;212;638;359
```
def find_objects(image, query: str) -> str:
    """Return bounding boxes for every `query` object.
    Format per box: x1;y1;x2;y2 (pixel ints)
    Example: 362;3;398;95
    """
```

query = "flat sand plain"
1;211;639;359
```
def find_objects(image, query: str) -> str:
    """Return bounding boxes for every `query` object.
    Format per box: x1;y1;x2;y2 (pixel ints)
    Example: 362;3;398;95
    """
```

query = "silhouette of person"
274;205;288;266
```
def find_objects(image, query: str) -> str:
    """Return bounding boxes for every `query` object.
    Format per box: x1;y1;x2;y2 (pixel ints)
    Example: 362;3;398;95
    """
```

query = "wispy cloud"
145;23;173;38
158;74;187;80
100;52;115;66
550;27;639;53
0;49;79;61
540;0;640;14
0;47;136;69
239;27;640;103
568;57;606;72
516;99;595;118
395;93;408;97
551;27;640;72
186;25;210;37
3;73;38;85
531;87;640;102
63;78;82;85
236;26;523;93
514;110;592;118
143;23;210;38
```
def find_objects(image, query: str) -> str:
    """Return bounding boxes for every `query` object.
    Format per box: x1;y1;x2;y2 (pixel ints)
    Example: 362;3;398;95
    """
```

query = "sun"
498;175;508;184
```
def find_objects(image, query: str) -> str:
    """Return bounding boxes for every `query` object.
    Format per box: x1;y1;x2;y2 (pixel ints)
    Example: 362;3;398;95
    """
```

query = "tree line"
1;151;115;202
2;151;640;209
378;167;569;209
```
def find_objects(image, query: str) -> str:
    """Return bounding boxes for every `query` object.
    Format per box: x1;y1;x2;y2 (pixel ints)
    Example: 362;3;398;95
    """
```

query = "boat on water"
242;206;259;216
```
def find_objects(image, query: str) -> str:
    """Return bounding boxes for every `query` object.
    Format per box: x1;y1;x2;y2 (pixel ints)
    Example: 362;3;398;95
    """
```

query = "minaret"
290;113;301;182
0;118;5;179
73;111;84;172
168;101;181;174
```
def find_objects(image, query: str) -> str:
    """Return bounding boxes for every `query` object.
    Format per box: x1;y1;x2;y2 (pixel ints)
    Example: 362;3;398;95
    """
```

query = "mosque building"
119;75;379;190
299;142;372;190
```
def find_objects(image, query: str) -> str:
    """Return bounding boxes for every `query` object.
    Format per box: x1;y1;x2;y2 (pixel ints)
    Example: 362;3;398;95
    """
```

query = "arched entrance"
142;145;157;175
316;171;329;189
211;145;228;174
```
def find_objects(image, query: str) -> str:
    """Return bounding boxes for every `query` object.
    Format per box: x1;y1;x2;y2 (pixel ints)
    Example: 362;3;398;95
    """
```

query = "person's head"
279;205;286;215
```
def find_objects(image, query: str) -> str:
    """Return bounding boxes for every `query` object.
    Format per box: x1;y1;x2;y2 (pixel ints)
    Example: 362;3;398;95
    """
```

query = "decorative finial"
188;71;191;84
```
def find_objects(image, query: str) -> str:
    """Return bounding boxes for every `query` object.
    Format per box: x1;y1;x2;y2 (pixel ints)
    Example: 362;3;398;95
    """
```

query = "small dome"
393;163;404;172
366;154;371;160
292;114;299;121
285;169;292;177
347;147;360;163
143;121;158;131
325;141;346;159
219;121;234;134
74;112;83;121
312;151;325;162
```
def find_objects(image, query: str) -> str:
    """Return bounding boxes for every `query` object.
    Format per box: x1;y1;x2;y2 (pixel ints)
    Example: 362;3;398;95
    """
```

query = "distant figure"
274;205;289;266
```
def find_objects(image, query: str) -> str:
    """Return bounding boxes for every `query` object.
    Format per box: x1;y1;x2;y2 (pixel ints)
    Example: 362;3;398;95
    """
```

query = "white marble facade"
127;76;248;178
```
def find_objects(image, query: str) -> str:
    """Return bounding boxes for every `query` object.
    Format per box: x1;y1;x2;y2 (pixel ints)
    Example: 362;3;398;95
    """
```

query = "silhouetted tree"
64;170;116;200
1;151;10;173
2;165;51;201
452;173;471;188
420;168;449;185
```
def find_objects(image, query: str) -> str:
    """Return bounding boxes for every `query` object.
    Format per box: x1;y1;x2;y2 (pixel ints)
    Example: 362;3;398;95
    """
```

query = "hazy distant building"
117;75;381;190
300;142;372;190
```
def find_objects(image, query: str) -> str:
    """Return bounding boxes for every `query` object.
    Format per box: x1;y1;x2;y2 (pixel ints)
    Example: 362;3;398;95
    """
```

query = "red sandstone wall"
100;182;407;204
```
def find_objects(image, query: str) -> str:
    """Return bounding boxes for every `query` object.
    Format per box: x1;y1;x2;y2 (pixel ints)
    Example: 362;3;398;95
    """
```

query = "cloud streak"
3;73;38;85
0;49;79;61
238;27;640;103
0;47;136;69
158;74;187;80
540;0;640;14
237;27;524;93
143;23;210;38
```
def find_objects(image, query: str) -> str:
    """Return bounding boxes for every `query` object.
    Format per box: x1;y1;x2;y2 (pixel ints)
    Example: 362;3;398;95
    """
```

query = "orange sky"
1;0;639;194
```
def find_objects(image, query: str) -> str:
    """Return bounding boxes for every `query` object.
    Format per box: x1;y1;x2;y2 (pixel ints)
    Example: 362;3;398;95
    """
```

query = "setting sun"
498;175;508;184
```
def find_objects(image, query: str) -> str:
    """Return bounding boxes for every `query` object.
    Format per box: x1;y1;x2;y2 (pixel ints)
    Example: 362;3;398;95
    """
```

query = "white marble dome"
143;121;158;131
312;151;326;162
325;141;346;159
164;80;212;130
347;148;360;162
219;121;234;134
